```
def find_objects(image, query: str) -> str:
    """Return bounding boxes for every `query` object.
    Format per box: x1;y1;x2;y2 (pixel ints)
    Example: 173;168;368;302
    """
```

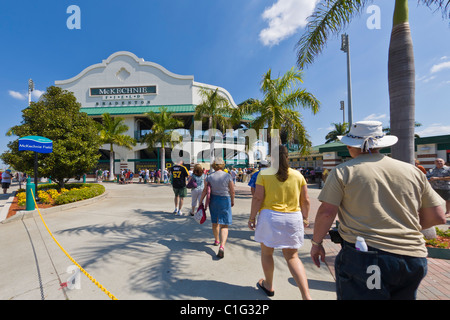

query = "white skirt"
254;209;304;249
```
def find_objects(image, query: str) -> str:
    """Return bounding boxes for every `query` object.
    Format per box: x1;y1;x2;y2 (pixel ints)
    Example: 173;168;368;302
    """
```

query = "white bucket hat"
338;121;398;152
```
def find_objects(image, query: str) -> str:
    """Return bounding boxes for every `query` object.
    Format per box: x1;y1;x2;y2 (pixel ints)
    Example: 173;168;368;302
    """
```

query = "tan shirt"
318;153;444;257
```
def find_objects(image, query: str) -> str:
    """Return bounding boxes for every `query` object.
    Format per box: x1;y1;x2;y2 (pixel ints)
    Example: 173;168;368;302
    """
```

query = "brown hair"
274;145;289;182
212;157;225;171
193;164;203;176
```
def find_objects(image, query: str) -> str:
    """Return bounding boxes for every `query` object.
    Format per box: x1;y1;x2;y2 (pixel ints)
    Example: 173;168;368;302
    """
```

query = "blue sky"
1;0;449;168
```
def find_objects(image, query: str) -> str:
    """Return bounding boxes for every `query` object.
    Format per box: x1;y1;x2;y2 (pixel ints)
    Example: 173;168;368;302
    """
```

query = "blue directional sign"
19;136;53;154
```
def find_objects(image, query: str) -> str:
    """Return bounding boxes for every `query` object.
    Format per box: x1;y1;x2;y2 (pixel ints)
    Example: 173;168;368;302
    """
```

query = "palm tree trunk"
109;144;115;180
388;0;415;164
160;146;165;181
209;116;215;164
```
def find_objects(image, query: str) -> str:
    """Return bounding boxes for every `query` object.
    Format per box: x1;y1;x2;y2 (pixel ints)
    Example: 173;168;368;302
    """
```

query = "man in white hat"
310;121;446;300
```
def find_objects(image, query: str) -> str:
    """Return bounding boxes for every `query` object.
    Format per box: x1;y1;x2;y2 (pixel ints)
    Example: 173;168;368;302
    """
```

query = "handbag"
194;203;207;224
186;176;197;189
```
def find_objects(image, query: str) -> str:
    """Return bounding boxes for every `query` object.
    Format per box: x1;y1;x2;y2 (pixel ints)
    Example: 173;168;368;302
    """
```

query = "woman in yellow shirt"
248;145;311;299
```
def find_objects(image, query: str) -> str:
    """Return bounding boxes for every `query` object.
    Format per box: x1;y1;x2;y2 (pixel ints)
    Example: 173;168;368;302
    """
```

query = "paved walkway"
0;179;448;300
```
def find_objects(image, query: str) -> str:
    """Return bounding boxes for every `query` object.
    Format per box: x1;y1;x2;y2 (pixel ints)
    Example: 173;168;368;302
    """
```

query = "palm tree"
194;87;233;162
383;121;422;138
143;107;184;172
242;67;320;155
96;113;136;180
296;0;450;164
325;122;349;143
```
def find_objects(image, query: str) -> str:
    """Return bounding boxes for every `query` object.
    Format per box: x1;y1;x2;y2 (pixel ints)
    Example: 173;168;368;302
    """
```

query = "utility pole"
340;34;353;127
28;79;34;106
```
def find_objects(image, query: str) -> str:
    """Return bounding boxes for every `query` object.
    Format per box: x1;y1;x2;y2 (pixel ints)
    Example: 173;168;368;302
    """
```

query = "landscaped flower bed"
425;227;450;260
8;183;105;219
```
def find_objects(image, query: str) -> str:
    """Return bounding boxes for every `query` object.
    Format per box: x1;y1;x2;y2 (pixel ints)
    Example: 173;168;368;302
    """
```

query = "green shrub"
54;183;105;205
436;227;450;238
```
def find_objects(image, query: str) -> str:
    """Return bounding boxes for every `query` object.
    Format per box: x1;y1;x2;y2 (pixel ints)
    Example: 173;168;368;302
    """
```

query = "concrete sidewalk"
0;180;448;300
0;180;21;222
0;181;336;300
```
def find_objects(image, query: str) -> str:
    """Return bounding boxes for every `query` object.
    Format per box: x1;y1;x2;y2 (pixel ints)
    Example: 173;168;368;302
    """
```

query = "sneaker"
173;209;178;214
178;210;183;216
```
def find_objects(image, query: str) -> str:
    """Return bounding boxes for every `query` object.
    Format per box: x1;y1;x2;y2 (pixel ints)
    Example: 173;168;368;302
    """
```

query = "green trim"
80;104;254;120
317;141;347;153
438;143;450;150
127;158;175;162
415;135;450;145
81;104;196;116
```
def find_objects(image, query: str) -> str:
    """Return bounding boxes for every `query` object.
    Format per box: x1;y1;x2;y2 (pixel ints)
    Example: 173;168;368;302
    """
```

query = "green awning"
80;104;197;116
80;104;254;121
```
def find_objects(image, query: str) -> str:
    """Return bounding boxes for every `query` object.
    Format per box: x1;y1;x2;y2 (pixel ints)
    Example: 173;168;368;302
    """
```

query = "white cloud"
363;113;387;121
259;0;319;46
430;61;450;74
8;89;44;101
316;126;334;131
423;75;436;83
8;90;27;100
416;123;450;137
32;89;44;99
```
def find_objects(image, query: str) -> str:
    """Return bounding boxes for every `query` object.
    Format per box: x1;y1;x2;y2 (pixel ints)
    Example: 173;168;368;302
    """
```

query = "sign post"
18;136;53;207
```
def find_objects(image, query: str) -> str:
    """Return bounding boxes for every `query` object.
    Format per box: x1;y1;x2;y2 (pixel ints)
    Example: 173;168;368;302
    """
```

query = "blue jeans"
335;241;427;300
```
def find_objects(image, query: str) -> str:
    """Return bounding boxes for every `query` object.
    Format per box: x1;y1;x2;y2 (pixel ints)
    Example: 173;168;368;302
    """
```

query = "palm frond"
296;0;370;69
97;113;136;148
194;87;233;130
144;107;183;149
419;0;450;17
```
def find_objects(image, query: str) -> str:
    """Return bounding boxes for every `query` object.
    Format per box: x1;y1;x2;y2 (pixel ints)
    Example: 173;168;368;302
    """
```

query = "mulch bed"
6;195;54;219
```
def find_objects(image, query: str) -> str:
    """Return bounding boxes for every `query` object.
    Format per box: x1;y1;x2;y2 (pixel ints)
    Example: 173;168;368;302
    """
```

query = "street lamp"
28;79;34;106
340;34;353;127
340;100;345;124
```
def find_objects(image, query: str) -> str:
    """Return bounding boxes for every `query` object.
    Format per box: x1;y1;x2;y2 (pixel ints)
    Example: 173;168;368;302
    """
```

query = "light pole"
340;100;345;124
28;79;34;106
340;34;353;127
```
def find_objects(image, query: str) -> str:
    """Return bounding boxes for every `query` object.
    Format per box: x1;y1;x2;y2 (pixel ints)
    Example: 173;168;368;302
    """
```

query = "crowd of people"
164;120;448;300
1;120;448;300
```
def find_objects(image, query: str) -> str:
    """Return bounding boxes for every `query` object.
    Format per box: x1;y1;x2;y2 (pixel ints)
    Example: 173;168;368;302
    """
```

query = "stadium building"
55;51;262;173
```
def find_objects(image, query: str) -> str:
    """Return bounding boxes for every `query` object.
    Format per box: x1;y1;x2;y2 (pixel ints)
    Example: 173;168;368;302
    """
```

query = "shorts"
434;189;450;201
173;187;187;198
2;182;10;189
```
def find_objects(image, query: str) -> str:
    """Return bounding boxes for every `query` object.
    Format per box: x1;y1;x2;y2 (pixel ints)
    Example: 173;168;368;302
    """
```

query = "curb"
0;191;17;222
1;190;109;224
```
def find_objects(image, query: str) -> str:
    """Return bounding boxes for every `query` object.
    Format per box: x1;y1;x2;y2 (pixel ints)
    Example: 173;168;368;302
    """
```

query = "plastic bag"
194;203;206;224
